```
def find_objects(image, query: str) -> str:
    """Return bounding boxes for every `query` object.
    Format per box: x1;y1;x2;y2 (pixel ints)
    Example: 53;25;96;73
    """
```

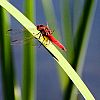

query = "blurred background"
0;0;100;100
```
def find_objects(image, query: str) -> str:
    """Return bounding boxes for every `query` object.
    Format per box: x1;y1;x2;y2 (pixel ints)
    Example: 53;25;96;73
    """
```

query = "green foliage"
22;0;35;100
0;6;15;100
0;0;97;100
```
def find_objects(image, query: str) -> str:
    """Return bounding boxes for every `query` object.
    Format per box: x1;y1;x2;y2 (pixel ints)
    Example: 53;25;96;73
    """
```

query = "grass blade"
59;0;74;92
74;0;97;69
70;0;97;100
60;0;74;62
0;6;15;100
22;0;35;100
73;0;84;34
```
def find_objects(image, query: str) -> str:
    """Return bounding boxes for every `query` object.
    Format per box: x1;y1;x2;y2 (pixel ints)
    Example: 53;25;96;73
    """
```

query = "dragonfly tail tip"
63;47;67;52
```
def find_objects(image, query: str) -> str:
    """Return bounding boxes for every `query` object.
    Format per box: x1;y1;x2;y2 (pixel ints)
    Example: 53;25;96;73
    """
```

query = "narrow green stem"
0;6;15;100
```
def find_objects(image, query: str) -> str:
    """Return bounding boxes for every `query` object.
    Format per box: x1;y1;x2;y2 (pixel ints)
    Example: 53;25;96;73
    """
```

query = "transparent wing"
6;28;35;45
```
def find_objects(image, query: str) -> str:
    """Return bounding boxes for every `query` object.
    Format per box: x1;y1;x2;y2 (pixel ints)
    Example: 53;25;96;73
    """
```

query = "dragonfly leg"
38;35;45;48
38;33;42;39
33;32;41;36
36;32;43;40
45;40;50;45
39;35;45;44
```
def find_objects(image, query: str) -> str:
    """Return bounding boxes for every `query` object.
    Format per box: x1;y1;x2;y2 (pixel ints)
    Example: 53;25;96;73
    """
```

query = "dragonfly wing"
6;28;34;45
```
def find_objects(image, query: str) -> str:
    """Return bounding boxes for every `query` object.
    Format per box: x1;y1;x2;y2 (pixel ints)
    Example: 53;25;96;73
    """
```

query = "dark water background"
0;0;100;100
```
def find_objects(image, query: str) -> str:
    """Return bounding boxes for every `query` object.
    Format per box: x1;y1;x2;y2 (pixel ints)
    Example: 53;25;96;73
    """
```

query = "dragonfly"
6;24;67;61
7;24;66;51
36;24;66;51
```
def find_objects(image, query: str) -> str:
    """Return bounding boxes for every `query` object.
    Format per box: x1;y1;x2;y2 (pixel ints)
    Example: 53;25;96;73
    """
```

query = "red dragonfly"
7;24;66;51
36;24;66;51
